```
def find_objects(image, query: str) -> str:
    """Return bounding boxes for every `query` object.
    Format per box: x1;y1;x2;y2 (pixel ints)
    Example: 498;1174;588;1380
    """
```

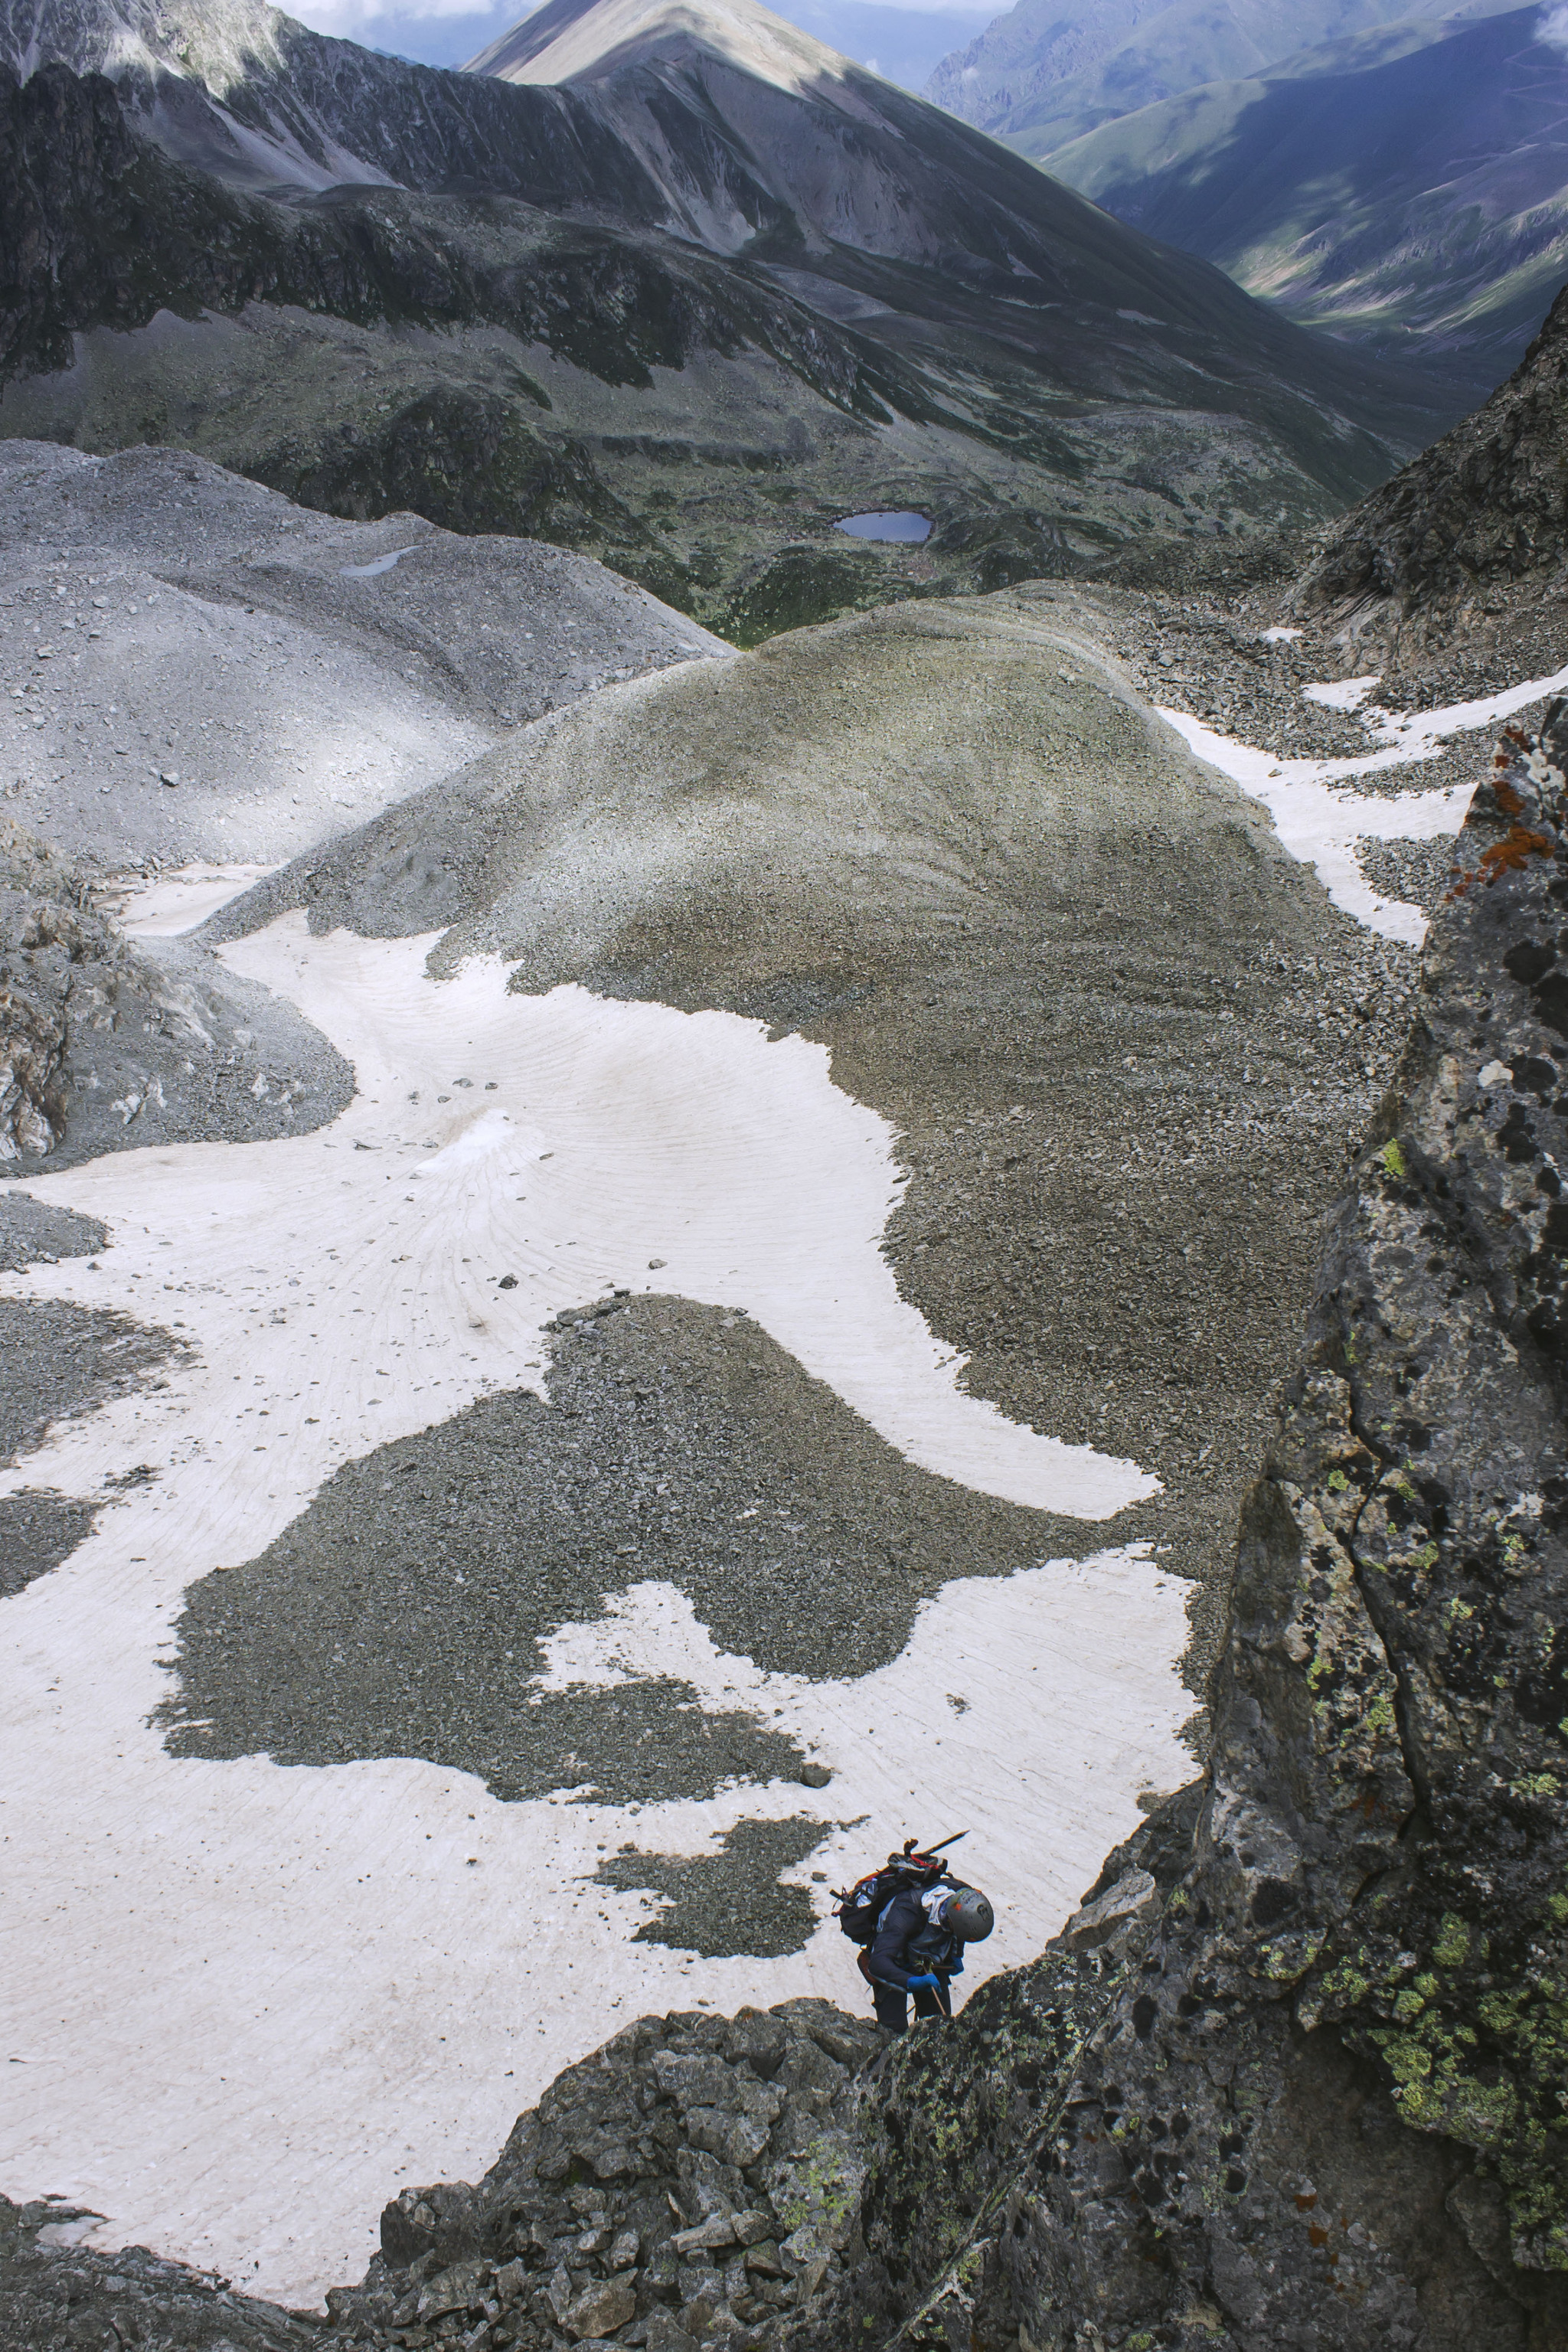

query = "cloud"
291;0;996;57
1540;1;1568;50
289;0;524;35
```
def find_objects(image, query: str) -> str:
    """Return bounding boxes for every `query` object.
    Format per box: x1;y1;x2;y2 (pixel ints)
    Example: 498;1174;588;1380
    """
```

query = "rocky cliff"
10;714;1568;2347
795;707;1568;2350
1298;281;1568;652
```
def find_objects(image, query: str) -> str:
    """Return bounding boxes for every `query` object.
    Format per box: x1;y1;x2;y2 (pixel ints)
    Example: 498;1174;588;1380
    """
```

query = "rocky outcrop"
1297;281;1568;643
791;712;1568;2350
0;815;351;1166
325;1999;881;2352
1;2003;881;2348
0;2194;323;2352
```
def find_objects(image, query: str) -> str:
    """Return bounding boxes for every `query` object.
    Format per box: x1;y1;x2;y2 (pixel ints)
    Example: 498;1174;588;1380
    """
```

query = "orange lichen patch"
1449;824;1558;898
1480;828;1555;880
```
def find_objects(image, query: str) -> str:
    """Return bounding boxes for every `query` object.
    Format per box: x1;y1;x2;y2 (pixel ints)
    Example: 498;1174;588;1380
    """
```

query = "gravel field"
0;442;727;872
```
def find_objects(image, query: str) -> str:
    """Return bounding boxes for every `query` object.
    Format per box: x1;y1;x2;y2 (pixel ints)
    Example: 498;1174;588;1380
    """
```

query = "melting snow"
339;546;423;580
1162;654;1568;943
0;913;1184;2301
106;861;280;937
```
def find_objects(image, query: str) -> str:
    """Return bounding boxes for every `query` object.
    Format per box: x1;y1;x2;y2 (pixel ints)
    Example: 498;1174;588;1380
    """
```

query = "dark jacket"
866;1885;961;1991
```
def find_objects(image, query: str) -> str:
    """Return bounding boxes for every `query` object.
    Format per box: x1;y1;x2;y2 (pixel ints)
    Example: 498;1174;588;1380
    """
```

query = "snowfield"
1;622;1540;2305
0;910;1182;2300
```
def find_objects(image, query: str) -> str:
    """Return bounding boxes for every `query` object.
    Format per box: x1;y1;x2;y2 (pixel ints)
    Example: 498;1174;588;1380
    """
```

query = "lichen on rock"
793;707;1568;2348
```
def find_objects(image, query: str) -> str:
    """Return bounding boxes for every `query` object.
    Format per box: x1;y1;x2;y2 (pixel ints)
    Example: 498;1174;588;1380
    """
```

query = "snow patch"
109;862;280;937
1302;674;1381;712
1161;654;1568;941
339;546;423;580
0;916;1184;2302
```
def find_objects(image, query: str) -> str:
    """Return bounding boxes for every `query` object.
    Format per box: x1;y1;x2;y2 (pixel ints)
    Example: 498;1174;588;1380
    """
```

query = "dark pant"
871;1975;951;2034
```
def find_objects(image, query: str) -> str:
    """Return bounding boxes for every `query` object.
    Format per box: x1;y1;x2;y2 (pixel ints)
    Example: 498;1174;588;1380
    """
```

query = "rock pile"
324;2001;880;2352
0;813;350;1168
0;2193;322;2352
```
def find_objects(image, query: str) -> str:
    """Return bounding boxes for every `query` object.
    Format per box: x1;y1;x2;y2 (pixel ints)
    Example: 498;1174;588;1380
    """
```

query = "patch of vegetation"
716;545;920;646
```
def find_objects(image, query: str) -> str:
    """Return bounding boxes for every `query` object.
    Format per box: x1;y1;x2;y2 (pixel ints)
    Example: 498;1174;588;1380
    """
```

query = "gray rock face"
1298;282;1568;649
791;712;1568;2347
322;2000;883;2351
0;811;352;1168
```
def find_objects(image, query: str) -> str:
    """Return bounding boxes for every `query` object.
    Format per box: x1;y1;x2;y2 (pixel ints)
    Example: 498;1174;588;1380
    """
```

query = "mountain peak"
466;0;861;101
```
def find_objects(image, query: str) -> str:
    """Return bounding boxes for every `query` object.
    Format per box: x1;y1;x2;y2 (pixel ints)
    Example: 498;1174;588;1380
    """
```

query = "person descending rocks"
833;1834;995;2034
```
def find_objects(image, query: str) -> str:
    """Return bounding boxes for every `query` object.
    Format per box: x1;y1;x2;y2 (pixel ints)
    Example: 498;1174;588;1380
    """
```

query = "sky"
283;0;1002;86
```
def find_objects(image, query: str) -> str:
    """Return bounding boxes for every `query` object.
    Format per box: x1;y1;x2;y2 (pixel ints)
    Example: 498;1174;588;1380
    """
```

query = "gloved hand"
906;1973;940;1989
949;1957;964;1976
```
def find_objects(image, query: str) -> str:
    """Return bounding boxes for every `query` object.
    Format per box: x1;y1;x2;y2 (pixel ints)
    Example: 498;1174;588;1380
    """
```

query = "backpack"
832;1838;959;1945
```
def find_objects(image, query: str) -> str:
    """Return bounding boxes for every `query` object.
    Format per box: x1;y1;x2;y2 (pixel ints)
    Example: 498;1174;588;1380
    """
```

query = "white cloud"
289;0;526;36
1540;1;1568;49
290;0;995;41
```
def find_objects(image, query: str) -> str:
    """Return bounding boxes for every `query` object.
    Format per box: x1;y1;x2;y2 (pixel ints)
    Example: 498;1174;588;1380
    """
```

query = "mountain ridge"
1034;2;1568;374
0;0;1475;636
922;0;1511;148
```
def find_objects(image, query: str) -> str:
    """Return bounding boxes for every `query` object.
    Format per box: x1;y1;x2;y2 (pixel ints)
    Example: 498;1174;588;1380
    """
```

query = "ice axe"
902;1831;967;1862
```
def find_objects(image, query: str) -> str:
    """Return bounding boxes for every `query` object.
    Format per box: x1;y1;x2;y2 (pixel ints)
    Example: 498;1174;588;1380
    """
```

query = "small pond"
834;511;933;544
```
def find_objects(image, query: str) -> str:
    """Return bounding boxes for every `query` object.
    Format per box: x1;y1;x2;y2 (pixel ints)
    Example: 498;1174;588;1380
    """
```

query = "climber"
835;1837;996;2034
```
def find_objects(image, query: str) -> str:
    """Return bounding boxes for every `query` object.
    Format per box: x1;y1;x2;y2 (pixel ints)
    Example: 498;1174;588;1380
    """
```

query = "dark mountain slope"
458;0;1455;440
0;63;905;412
1296;279;1568;645
0;0;676;204
1040;5;1568;378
